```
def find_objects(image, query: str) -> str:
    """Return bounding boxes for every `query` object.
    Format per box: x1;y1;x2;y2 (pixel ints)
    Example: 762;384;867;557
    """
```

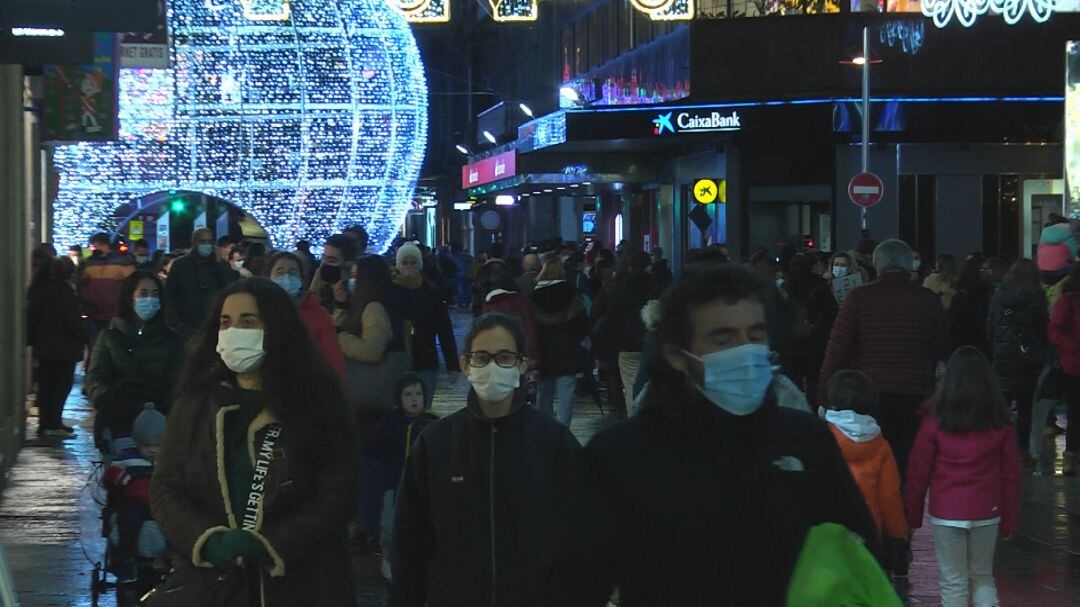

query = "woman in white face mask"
150;278;356;606
390;314;583;606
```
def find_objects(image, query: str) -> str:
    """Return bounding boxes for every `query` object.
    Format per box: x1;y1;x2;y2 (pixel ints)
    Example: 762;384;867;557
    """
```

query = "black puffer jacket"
390;392;582;607
530;280;588;378
988;283;1049;391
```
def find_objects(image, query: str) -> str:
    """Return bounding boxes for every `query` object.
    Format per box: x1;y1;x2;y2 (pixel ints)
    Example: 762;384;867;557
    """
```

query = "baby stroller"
90;382;169;607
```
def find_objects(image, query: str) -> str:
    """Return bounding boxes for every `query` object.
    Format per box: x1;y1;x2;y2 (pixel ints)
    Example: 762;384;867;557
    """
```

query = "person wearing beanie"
396;242;423;273
390;242;460;408
101;403;168;582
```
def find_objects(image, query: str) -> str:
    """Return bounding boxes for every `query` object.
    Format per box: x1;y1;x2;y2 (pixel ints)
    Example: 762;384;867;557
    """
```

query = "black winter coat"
391;280;459;372
988;284;1049;391
164;254;238;331
390;393;582;607
27;282;89;362
549;389;879;607
597;273;656;353
950;284;991;356
530;280;588;378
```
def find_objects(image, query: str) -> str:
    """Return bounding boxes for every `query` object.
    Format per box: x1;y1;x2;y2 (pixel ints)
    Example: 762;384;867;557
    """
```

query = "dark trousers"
878;393;926;483
1004;384;1035;451
1062;374;1080;452
37;359;76;431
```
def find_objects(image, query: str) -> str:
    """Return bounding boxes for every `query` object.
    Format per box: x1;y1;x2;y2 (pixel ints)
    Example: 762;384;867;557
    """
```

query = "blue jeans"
537;375;576;426
417;369;438;409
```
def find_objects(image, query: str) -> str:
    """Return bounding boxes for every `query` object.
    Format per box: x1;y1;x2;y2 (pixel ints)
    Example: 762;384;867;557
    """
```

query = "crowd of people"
24;217;1077;606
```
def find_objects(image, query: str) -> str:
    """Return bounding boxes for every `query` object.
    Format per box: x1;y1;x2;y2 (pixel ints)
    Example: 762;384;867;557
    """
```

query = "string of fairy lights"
52;0;428;253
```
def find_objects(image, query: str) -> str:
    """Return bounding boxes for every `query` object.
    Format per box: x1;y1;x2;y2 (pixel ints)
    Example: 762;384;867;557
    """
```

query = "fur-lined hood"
640;299;662;332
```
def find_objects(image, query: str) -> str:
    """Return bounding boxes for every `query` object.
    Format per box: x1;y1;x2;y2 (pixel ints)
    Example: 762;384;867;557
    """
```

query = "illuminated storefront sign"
653;110;742;135
462;151;518;189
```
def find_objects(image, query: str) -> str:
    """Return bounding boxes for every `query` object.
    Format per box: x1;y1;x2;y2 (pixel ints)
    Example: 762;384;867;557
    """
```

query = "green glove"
200;532;235;568
200;529;272;567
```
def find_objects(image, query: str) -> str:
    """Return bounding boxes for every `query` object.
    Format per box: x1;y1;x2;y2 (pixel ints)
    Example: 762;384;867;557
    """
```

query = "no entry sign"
848;172;884;208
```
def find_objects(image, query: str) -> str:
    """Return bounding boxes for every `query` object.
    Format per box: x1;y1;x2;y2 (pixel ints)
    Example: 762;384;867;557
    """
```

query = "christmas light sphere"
51;0;428;253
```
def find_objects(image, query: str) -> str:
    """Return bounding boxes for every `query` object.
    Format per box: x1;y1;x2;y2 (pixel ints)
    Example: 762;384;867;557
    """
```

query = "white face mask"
467;363;520;403
216;328;266;374
832;265;849;278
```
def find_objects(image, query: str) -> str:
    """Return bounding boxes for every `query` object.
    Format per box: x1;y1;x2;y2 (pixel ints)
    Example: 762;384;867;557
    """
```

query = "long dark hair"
175;278;351;451
1002;258;1041;294
1063;262;1080;294
932;346;1011;433
265;251;309;289
29;256;74;291
117;270;168;324
344;256;392;335
956;258;985;294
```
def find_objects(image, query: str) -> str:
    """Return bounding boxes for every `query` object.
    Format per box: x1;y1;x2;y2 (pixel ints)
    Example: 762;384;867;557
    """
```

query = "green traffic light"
171;199;185;213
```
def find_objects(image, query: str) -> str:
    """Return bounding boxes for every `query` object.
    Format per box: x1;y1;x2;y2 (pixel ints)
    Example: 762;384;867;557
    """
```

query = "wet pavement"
2;311;1079;605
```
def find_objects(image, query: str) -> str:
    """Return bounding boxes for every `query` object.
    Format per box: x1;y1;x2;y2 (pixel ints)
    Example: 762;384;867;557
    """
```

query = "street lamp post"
861;25;870;231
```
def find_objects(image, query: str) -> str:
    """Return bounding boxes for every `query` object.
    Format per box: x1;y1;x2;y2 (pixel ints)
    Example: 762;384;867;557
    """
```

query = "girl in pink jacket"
904;346;1020;607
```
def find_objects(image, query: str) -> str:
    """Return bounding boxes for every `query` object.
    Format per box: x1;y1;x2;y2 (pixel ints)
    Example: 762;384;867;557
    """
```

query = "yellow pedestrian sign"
693;179;726;204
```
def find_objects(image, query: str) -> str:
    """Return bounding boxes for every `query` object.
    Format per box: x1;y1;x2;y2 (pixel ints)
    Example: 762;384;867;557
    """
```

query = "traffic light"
171;198;186;214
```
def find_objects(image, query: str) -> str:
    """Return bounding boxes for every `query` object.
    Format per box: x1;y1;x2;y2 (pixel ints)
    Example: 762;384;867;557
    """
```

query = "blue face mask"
347;277;357;295
273;274;303;298
197;243;213;258
683;343;774;416
133;296;161;322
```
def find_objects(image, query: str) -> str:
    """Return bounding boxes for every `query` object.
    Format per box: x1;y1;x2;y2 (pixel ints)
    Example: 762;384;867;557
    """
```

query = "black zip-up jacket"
548;386;879;607
530;280;588;378
390;392;582;607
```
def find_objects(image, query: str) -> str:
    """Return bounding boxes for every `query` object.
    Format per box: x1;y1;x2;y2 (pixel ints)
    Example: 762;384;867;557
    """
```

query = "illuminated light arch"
52;0;429;254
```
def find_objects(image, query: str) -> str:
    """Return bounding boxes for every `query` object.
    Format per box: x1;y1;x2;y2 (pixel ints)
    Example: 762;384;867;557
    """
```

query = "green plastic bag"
785;523;902;607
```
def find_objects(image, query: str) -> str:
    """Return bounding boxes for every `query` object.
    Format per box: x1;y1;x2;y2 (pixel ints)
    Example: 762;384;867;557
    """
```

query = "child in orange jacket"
824;370;910;575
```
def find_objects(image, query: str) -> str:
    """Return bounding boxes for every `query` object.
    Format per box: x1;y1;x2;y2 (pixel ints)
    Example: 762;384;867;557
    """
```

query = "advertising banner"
120;0;168;68
156;211;171;252
42;33;119;142
461;151;517;189
129;219;144;241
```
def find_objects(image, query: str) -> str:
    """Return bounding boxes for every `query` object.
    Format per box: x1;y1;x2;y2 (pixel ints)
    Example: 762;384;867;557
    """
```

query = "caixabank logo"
652;110;742;135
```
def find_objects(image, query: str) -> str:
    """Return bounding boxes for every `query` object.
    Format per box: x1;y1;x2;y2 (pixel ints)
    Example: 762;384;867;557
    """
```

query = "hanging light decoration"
51;0;429;254
922;0;1055;28
629;0;694;20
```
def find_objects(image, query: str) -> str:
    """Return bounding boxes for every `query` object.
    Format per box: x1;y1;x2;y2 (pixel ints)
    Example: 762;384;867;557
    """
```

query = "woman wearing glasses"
389;314;583;607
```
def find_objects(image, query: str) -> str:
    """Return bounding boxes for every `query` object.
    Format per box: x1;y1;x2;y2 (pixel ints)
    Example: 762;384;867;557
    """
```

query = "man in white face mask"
390;314;582;607
550;263;881;606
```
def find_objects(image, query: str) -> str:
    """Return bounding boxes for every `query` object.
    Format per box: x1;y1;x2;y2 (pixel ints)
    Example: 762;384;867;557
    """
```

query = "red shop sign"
462;150;517;189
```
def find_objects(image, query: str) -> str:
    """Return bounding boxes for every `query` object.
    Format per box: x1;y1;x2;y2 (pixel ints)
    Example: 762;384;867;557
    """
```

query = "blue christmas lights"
52;0;429;254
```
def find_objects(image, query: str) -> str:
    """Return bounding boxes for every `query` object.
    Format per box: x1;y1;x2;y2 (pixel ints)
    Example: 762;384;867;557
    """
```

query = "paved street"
2;313;1079;605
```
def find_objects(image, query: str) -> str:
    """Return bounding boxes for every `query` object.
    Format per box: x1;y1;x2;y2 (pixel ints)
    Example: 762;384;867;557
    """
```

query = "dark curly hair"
175;278;352;451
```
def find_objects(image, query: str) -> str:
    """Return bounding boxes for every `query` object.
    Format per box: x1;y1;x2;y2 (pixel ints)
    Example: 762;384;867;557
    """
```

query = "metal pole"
861;25;870;232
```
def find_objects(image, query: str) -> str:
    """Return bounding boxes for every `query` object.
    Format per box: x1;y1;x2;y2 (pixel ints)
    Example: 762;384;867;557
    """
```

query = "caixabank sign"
652;110;742;135
565;105;747;141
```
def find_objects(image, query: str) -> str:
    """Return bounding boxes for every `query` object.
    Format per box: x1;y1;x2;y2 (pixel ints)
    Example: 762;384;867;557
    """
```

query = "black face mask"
320;264;342;284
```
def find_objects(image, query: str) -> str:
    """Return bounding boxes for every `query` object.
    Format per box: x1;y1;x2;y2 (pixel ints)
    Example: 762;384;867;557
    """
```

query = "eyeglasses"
465;350;522;368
